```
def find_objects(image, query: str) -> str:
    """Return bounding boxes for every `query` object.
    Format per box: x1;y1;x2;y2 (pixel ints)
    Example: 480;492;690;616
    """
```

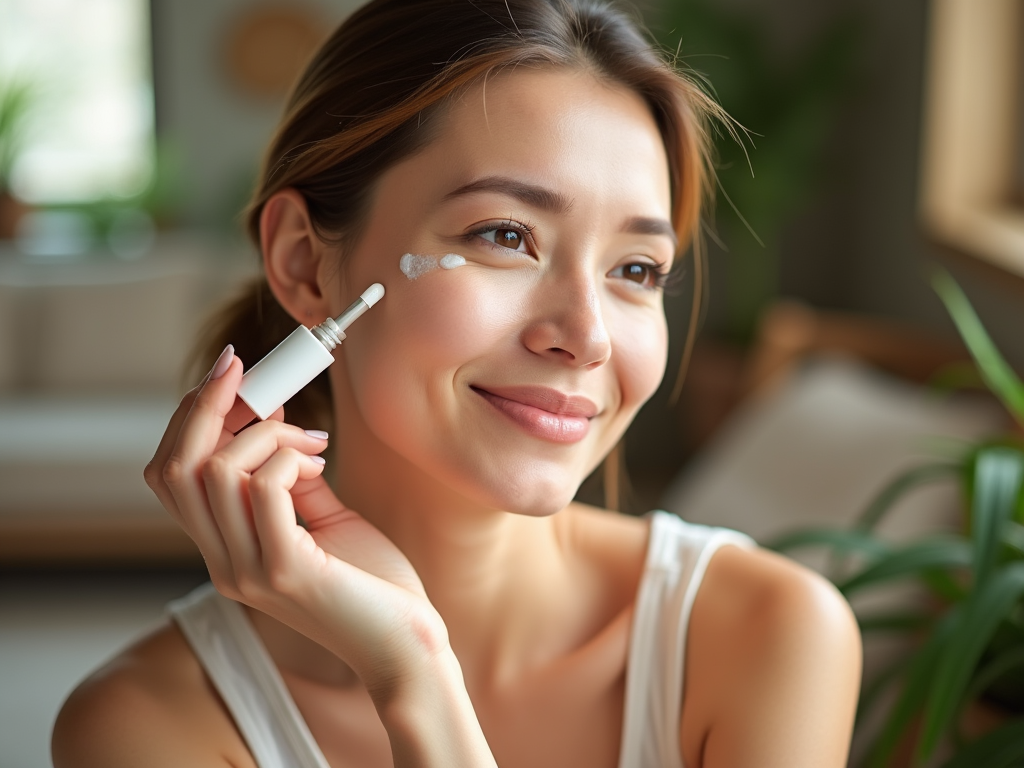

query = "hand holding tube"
144;349;457;699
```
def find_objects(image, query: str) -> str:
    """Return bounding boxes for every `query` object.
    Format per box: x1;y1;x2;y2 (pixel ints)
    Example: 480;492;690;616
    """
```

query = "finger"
291;475;349;529
211;420;328;469
225;402;283;440
144;382;206;528
202;422;328;578
225;399;259;435
163;350;245;571
212;404;284;457
147;358;221;486
248;449;327;581
201;459;262;582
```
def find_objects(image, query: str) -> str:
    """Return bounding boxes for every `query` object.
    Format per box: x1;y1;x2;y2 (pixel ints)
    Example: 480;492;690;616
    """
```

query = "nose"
521;266;612;369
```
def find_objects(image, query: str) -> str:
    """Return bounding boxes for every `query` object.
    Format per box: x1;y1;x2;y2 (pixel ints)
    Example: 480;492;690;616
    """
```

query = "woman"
52;1;860;766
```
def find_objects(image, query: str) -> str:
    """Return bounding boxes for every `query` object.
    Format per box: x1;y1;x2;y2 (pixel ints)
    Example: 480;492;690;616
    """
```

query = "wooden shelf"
0;514;201;566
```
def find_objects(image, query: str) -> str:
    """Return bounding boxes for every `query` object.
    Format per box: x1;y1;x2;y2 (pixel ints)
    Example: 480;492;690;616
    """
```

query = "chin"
470;461;586;517
503;491;576;517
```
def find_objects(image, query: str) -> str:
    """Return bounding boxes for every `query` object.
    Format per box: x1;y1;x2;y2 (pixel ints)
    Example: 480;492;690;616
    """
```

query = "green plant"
768;270;1024;767
0;75;36;191
653;0;861;341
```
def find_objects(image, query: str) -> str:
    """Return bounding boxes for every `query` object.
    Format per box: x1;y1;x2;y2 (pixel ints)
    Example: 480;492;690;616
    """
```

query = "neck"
331;406;580;687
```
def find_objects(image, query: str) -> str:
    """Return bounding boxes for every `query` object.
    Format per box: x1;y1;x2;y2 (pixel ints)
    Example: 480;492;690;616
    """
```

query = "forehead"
401;67;672;218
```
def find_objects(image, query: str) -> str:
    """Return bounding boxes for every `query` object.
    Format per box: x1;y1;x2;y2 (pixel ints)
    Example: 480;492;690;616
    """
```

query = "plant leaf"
929;360;989;396
955;644;1024;746
1004;520;1024;557
970;447;1024;586
932;269;1024;426
855;462;962;533
855;648;916;725
938;718;1024;768
838;538;972;595
919;568;970;603
917;562;1024;760
867;611;957;768
765;528;889;557
857;611;936;634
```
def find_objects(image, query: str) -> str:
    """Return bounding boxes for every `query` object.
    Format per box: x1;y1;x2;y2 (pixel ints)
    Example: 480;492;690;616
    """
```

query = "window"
919;0;1024;276
0;0;154;204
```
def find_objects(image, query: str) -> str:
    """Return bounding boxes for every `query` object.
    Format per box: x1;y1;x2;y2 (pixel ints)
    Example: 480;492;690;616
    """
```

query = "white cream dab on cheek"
399;253;435;279
399;252;466;279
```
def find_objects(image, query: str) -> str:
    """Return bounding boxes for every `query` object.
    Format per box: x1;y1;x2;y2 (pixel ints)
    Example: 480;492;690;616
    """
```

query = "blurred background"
1;0;1023;766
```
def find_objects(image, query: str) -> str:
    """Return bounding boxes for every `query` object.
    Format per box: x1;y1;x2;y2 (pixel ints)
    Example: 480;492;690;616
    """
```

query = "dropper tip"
361;283;385;308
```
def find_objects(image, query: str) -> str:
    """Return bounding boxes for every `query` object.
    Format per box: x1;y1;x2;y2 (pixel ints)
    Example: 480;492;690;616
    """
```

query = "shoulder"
52;622;253;768
682;545;861;767
697;543;860;649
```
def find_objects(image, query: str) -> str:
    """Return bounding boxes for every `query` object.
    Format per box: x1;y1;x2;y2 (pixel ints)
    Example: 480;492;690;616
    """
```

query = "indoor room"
1;1;1022;766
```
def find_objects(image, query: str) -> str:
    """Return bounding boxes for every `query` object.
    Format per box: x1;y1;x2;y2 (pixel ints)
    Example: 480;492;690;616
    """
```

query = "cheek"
382;268;529;368
342;267;532;437
611;308;668;412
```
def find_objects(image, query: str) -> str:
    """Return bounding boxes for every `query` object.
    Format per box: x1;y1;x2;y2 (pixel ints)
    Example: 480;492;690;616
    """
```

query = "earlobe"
261;189;334;324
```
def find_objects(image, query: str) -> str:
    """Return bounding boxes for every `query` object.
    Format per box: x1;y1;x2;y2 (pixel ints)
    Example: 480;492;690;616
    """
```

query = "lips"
470;385;598;443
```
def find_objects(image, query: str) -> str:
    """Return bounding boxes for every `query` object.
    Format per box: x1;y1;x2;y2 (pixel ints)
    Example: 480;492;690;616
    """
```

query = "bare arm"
140;351;495;768
51;631;253;768
686;548;862;768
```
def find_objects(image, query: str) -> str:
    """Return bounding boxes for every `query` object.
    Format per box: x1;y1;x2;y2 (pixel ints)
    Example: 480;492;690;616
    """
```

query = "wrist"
375;647;496;768
373;642;463;717
355;605;452;708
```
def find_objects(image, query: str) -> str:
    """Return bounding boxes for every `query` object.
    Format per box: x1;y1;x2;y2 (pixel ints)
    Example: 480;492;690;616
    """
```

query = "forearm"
375;647;497;768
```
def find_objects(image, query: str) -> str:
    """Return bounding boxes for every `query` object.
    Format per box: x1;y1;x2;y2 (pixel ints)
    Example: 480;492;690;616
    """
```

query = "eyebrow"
442;175;574;215
622;215;678;249
442;175;677;248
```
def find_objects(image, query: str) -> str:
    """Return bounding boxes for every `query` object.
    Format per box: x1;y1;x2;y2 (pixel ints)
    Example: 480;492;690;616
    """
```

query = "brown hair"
191;0;722;441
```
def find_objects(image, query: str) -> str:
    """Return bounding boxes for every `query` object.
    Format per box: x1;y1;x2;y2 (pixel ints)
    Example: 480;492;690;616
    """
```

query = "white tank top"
167;511;753;768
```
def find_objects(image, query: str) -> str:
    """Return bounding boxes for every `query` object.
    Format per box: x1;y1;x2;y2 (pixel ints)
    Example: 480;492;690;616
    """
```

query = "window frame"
919;0;1024;278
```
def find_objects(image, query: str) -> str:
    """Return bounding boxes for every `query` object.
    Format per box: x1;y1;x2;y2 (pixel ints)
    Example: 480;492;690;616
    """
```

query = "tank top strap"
167;583;330;768
617;511;755;768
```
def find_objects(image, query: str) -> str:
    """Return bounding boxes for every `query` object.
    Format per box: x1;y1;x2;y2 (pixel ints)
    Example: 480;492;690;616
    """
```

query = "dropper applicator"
237;283;385;420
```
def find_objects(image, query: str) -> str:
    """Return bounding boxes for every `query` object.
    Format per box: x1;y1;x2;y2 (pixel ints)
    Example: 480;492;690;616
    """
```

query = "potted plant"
0;75;35;239
769;270;1024;767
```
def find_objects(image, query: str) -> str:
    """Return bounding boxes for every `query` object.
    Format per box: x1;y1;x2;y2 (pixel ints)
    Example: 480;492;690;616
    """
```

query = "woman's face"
329;67;674;515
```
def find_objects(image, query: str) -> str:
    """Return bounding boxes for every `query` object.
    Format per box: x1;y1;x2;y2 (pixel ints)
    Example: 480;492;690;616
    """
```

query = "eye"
609;262;668;290
478;226;527;252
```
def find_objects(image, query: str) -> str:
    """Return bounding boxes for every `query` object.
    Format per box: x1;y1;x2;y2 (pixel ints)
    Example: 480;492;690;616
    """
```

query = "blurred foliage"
769;270;1024;766
31;138;187;255
653;0;863;341
0;75;37;190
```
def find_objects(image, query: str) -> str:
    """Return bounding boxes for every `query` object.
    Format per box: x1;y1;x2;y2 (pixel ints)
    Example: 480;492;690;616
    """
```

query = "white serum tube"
237;283;385;420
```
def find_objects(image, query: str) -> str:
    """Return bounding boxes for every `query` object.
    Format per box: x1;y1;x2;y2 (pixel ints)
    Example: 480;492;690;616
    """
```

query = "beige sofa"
0;235;258;563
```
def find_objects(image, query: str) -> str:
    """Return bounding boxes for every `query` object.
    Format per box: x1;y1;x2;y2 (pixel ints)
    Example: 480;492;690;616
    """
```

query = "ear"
261;189;334;324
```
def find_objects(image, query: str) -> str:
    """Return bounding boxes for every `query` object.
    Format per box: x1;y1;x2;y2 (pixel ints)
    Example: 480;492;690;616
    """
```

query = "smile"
470;385;597;444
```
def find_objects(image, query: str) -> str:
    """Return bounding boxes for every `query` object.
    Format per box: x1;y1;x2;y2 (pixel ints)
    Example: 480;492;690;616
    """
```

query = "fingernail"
304;429;329;440
210;344;234;380
309;455;326;465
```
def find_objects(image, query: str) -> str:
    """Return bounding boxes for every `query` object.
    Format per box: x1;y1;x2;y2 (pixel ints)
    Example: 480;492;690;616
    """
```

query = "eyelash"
464;218;675;291
622;261;673;291
464;219;535;254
